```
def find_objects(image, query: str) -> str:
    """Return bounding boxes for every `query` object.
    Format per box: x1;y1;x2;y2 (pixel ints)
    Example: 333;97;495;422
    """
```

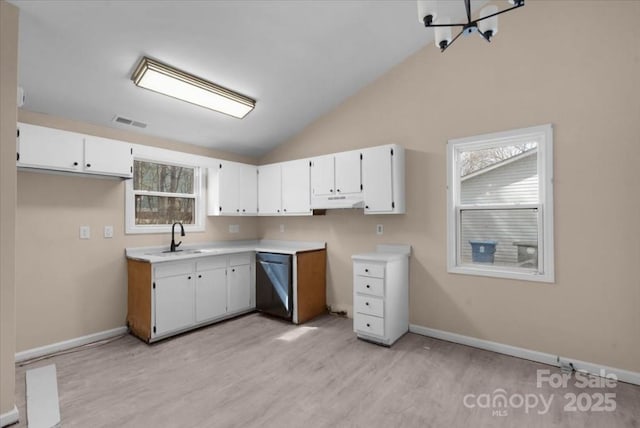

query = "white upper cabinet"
361;144;405;214
334;151;362;195
238;163;258;215
208;161;257;216
17;123;133;178
310;155;334;197
17;123;83;172
216;161;240;215
310;151;362;197
310;149;363;209
257;163;282;215
258;161;311;216
281;159;311;215
84;135;133;177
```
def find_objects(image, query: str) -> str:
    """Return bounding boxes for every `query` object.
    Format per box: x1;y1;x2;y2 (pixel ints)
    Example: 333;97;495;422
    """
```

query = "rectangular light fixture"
131;57;255;119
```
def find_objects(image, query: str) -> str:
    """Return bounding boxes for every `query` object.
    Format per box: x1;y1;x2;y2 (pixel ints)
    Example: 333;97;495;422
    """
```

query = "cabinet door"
17;123;83;172
281;159;311;215
258;164;282;215
334;151;362;195
84;135;133;177
362;146;393;213
154;274;195;336
238;164;258;215
218;161;241;214
228;264;251;312
310;155;334;197
195;268;227;322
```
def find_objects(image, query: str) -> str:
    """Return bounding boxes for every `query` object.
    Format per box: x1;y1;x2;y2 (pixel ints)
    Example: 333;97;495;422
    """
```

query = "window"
126;154;204;234
447;124;554;282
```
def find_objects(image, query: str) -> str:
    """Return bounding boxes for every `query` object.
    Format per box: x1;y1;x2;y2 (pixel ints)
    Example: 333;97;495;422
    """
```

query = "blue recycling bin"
469;240;497;263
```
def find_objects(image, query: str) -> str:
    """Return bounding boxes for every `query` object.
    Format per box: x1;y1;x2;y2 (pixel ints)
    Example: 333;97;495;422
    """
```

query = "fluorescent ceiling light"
131;57;255;119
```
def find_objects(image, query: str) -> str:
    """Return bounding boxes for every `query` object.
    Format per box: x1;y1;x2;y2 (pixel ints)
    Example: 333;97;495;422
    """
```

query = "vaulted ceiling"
12;0;483;157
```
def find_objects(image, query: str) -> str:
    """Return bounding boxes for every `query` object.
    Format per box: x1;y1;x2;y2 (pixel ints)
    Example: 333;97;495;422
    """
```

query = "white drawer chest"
352;244;410;346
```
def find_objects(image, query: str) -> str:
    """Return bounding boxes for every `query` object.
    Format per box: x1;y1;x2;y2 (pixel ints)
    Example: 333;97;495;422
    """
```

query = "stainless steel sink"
144;248;222;257
145;249;201;257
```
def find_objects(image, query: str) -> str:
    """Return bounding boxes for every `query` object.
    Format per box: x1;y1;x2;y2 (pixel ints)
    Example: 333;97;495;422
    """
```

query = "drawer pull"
187;276;191;280
366;284;370;289
366;323;370;327
365;302;369;306
198;274;202;278
365;268;369;273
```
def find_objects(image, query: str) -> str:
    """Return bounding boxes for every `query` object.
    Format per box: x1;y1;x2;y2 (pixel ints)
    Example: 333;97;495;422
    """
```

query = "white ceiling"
12;0;481;158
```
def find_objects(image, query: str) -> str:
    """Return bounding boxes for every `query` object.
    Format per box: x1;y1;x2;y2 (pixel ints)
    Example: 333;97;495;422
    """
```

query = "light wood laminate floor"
14;314;640;427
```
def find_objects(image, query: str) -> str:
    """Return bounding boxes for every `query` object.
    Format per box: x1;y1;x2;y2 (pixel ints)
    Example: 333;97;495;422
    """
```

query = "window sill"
448;264;554;283
125;224;205;235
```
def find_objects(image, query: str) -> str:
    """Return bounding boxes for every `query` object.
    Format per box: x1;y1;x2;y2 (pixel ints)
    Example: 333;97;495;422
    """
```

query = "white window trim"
446;124;555;283
125;144;210;234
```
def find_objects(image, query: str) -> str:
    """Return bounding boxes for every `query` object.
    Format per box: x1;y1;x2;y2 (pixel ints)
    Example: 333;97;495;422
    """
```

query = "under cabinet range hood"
311;194;365;210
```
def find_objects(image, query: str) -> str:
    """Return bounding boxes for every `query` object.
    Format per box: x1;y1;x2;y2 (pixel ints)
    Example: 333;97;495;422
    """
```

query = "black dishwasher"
256;252;293;320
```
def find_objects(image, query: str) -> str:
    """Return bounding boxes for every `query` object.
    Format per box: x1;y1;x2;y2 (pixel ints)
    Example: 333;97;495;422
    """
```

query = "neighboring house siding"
461;151;538;205
460;152;538;266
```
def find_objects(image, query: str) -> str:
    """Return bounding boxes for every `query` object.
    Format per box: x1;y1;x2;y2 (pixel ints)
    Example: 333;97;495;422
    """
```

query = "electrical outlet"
376;224;384;235
279;224;285;233
104;225;114;238
79;226;90;239
229;224;240;233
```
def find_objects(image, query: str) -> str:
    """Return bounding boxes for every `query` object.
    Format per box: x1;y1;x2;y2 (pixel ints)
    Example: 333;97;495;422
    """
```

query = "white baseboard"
0;405;19;427
15;326;128;363
409;324;640;386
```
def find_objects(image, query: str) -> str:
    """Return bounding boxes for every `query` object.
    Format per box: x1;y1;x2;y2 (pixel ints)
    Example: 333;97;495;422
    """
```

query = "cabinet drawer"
354;294;384;317
196;256;227;272
154;261;193;278
229;253;251;266
354;262;384;279
354;275;384;297
354;313;384;337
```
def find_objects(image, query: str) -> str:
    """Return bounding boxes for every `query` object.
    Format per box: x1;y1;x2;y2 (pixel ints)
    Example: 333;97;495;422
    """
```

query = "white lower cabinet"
152;253;255;339
127;252;255;342
228;264;251;313
195;268;227;323
352;245;410;346
155;273;195;336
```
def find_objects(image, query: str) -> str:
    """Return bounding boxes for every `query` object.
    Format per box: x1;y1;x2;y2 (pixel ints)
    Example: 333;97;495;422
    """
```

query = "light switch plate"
104;225;114;238
376;224;384;235
79;226;90;239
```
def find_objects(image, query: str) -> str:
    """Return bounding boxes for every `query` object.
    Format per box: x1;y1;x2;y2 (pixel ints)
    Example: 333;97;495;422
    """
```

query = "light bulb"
434;17;452;50
417;0;438;25
478;5;499;39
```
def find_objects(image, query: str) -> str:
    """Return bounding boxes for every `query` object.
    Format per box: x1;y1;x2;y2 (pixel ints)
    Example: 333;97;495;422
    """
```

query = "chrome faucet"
170;222;185;252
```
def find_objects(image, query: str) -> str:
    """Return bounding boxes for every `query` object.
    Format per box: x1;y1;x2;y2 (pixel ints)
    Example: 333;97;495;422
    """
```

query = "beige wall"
0;0;19;416
15;111;259;351
259;1;640;372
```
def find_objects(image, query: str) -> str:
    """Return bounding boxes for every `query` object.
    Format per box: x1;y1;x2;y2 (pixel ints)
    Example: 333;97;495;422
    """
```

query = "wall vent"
112;115;147;129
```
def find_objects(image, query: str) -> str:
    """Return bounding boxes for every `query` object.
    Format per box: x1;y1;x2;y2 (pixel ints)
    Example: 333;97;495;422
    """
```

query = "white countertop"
351;252;408;262
351;244;411;262
126;239;326;263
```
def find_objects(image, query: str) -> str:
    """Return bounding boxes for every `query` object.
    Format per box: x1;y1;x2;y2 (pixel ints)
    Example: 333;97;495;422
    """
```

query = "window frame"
446;124;554;283
125;146;205;235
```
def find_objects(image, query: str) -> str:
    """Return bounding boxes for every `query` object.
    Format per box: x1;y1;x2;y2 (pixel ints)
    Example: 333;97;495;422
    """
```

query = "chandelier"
417;0;525;52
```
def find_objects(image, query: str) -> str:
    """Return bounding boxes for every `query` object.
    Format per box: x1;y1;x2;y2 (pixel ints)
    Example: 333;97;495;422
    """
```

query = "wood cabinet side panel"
127;259;152;342
296;249;327;324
